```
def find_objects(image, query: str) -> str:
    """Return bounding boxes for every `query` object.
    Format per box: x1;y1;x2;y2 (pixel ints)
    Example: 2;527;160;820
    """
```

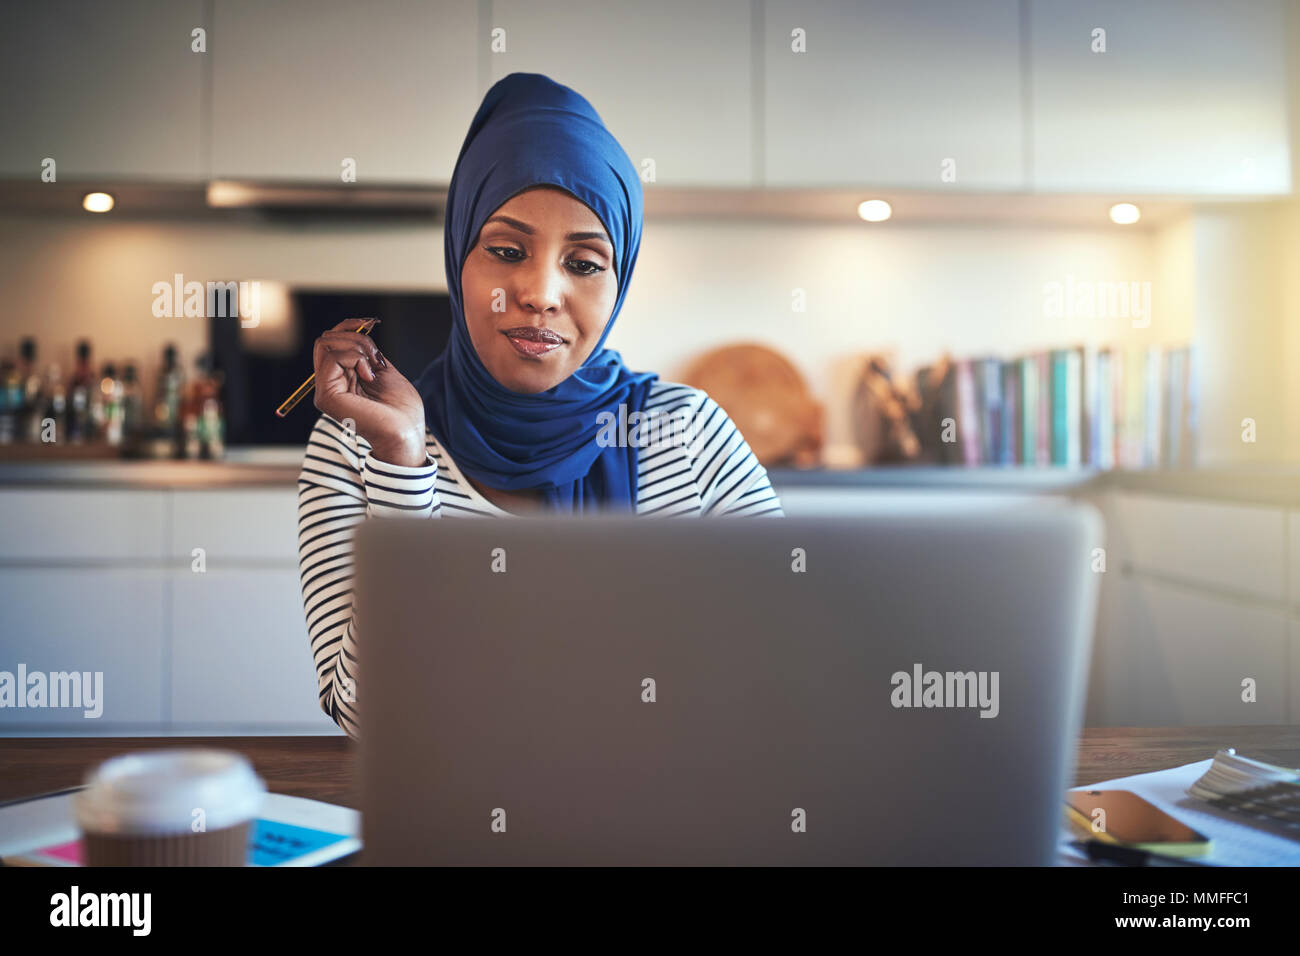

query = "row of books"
942;344;1197;468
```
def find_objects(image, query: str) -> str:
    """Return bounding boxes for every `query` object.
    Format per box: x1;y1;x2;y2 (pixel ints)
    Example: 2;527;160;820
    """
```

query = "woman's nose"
514;259;564;313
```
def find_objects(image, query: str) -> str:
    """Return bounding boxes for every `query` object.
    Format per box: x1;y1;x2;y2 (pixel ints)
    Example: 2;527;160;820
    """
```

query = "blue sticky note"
248;818;349;866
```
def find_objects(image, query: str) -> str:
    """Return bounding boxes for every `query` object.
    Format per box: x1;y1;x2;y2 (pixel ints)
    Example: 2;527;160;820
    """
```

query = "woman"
297;73;783;737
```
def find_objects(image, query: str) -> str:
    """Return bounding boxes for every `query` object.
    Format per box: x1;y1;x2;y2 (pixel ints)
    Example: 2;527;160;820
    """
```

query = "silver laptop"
356;500;1101;865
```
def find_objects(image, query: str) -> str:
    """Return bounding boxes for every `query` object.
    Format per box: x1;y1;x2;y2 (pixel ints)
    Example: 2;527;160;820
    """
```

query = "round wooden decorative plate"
679;343;822;467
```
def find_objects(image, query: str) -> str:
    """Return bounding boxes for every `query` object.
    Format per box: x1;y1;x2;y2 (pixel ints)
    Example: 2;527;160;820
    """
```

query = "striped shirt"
297;380;784;736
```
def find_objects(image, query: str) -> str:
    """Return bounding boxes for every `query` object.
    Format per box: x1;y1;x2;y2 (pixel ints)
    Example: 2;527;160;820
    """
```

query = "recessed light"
857;199;892;222
1109;202;1140;225
82;192;115;213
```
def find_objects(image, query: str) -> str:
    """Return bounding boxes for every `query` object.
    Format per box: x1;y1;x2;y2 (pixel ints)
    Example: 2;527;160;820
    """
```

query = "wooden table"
3;726;1299;808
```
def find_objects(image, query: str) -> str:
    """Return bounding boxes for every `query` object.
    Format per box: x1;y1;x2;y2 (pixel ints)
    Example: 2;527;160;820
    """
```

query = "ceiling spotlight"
857;199;892;222
1109;202;1140;225
82;192;115;213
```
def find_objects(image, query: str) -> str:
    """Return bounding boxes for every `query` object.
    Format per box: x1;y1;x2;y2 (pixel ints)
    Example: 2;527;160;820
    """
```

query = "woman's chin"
493;364;565;395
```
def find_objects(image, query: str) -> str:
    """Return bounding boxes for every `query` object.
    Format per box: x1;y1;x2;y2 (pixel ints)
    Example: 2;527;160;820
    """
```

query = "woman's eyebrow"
484;214;611;245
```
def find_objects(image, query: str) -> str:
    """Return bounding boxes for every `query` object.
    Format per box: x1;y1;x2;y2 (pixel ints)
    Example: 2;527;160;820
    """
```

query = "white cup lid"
74;749;266;835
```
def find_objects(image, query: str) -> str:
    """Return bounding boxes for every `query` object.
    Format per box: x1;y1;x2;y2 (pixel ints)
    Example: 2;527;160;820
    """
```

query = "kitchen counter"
0;459;303;489
0;452;1298;505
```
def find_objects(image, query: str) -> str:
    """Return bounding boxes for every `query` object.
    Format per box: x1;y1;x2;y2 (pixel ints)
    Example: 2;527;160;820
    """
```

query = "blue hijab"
412;72;659;514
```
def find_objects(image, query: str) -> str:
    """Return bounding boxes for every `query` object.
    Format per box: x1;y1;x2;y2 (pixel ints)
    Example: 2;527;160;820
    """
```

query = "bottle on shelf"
18;337;44;443
68;340;96;443
99;362;124;447
0;359;19;444
40;365;66;444
183;352;226;460
151;343;185;459
120;362;144;456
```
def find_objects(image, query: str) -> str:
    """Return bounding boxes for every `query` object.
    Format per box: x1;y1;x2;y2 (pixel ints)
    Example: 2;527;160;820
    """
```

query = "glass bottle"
69;340;95;443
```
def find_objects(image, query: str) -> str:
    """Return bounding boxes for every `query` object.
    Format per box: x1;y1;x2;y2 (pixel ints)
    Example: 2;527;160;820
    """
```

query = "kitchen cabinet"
486;0;755;187
171;489;299;561
5;0;1287;195
170;569;334;730
0;489;167;561
0;485;336;735
1106;491;1285;602
0;569;167;729
1028;0;1290;194
762;0;1025;189
211;0;479;183
0;0;206;181
1090;489;1300;725
1100;573;1286;726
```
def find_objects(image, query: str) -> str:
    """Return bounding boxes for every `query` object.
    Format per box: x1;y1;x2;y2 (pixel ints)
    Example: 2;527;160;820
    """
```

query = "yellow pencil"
275;318;379;418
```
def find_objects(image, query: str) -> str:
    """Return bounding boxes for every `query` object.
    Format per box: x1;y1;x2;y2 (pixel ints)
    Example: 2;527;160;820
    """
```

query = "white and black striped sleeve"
296;414;438;737
688;393;785;517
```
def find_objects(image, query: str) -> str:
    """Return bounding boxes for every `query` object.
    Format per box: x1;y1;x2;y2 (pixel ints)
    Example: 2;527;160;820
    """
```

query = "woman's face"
461;185;619;394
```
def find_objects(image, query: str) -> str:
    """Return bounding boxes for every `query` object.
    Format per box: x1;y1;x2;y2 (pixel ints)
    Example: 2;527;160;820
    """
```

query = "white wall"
1191;204;1288;464
1281;0;1300;461
0;210;1160;459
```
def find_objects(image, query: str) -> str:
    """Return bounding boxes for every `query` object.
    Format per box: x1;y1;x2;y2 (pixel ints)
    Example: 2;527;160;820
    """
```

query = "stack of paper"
1059;758;1300;867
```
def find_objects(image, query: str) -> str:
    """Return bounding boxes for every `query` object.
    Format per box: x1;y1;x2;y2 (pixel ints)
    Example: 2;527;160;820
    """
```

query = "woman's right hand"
312;320;429;467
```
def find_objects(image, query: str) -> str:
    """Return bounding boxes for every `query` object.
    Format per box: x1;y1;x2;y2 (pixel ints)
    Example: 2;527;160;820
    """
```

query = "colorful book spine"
981;357;1003;465
1121;345;1145;469
1066;346;1082;467
1020;356;1038;466
1001;360;1020;465
955;359;981;466
1036;353;1051;465
1096;348;1115;470
1084;345;1099;466
1108;347;1123;469
1051;350;1068;465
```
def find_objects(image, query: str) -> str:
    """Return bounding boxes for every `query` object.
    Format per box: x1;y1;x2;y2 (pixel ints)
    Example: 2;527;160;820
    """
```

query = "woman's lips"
503;328;565;357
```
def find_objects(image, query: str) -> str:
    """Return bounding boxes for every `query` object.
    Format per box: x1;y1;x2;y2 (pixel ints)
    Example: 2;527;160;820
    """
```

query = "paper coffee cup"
74;749;266;866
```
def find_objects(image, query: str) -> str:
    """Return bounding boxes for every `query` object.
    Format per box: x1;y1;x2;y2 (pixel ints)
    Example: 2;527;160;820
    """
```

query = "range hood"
207;180;447;216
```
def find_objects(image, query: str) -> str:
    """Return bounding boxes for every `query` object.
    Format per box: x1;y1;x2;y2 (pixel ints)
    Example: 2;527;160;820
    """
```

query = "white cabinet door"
763;0;1025;189
0;570;165;731
1107;492;1285;602
488;0;754;187
1029;0;1289;194
1101;575;1286;726
171;489;300;562
0;0;206;180
0;490;167;561
211;0;479;183
170;569;337;731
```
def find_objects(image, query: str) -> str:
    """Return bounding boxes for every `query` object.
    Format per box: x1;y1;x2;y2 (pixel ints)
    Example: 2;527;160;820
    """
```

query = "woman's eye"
567;258;604;276
487;246;604;276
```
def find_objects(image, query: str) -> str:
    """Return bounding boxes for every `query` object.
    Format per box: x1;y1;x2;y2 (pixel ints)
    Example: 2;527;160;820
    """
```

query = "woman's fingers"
317;345;377;400
316;330;383;370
